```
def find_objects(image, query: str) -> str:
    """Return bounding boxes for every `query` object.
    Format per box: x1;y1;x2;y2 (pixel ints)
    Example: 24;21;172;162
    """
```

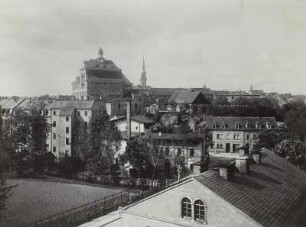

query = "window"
66;127;69;134
66;138;70;145
234;133;241;140
255;122;260;129
53;111;57;116
53;133;56;139
52;121;56;127
216;134;223;140
181;198;192;219
178;148;182;156
266;122;271;129
246;134;250;140
190;149;194;157
165;148;170;156
53;146;56;153
84;122;88;128
118;103;121;110
216;143;223;149
135;103;138;110
66;116;69;121
235;122;242;129
46;110;49;116
245;122;250;129
194;200;206;223
77;111;80;116
85;111;88;116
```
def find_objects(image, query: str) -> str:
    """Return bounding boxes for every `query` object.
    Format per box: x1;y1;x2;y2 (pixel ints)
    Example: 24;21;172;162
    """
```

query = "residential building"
167;90;209;112
142;133;210;176
202;116;278;153
46;100;104;158
72;48;132;100
110;115;155;139
80;149;306;227
214;90;260;103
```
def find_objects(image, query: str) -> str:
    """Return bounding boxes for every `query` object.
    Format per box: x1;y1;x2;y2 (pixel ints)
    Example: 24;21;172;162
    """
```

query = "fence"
25;186;163;227
25;191;130;227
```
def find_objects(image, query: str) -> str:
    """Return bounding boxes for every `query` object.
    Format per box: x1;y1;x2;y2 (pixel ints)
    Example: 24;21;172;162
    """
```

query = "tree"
283;101;306;142
121;136;163;180
84;110;121;177
255;130;287;150
274;138;306;169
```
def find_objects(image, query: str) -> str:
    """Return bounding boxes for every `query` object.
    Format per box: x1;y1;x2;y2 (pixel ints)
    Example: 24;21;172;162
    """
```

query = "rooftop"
195;149;306;227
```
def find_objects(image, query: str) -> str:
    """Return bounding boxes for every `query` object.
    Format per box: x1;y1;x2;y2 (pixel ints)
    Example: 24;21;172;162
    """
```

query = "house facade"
202;116;278;153
46;100;104;158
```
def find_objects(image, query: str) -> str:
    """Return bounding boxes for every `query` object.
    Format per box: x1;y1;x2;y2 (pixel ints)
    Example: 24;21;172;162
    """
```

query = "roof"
150;88;180;97
143;132;205;141
47;100;97;111
167;90;208;104
110;115;155;124
203;116;278;131
215;90;256;96
194;149;306;227
0;97;25;110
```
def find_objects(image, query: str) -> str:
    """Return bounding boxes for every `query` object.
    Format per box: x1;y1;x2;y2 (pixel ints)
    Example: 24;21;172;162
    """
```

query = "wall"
126;180;260;227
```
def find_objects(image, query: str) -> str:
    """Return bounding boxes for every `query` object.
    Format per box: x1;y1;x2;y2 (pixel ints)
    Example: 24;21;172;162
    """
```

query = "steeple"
140;56;147;87
98;47;104;59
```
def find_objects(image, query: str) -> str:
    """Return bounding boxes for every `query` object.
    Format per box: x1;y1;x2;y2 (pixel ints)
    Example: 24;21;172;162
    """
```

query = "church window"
181;198;192;219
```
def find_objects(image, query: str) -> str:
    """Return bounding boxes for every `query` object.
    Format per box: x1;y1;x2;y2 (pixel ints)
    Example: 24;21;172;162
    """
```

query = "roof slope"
204;116;278;131
195;149;306;227
167;90;208;104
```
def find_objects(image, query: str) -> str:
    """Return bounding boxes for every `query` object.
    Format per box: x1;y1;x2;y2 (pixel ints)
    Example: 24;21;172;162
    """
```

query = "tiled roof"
150;88;180;97
167;90;208;104
143;132;205;141
0;97;25;109
195;149;306;227
47;100;95;111
84;59;120;71
110;115;155;124
203;116;278;131
216;90;255;96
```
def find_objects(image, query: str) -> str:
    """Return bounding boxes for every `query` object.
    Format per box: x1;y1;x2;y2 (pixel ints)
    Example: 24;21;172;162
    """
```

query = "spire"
142;56;146;71
98;46;103;59
140;55;147;87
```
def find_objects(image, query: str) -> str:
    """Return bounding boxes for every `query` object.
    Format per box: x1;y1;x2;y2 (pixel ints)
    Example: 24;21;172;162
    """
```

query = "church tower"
140;56;147;87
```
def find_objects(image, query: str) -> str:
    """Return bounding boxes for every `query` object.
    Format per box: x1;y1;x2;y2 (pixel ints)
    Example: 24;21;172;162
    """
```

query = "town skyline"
1;0;306;96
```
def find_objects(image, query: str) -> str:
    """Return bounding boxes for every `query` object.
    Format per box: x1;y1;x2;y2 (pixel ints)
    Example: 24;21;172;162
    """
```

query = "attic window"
245;122;250;129
235;122;242;129
221;123;226;129
266;122;271;129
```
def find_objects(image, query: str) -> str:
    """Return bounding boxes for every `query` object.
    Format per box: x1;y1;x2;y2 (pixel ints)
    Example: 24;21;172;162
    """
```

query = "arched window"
194;199;206;223
181;198;192;219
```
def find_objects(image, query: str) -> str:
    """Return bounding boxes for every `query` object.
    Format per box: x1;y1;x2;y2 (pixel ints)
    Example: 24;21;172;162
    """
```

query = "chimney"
235;156;250;174
252;151;261;164
219;163;235;181
126;100;131;140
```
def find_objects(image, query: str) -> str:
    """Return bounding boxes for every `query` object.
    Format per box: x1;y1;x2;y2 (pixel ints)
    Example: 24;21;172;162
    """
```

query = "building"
142;133;210;177
80;149;306;227
139;56;147;88
215;90;259;103
46;100;104;158
167;90;209;112
110;115;155;139
202;116;278;153
72;48;132;100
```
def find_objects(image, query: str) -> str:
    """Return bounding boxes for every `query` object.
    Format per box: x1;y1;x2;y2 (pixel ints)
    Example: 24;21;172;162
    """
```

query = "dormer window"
221;122;227;129
213;123;217;129
266;122;271;129
245;122;250;129
255;122;260;129
235;122;242;129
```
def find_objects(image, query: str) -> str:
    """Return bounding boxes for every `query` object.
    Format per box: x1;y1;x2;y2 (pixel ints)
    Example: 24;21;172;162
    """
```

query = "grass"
0;179;121;227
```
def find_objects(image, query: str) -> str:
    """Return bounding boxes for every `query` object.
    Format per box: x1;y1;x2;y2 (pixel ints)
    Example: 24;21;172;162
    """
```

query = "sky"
0;0;306;96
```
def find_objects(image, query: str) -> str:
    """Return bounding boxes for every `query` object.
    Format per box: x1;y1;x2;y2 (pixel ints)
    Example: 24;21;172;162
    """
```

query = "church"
72;48;132;100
